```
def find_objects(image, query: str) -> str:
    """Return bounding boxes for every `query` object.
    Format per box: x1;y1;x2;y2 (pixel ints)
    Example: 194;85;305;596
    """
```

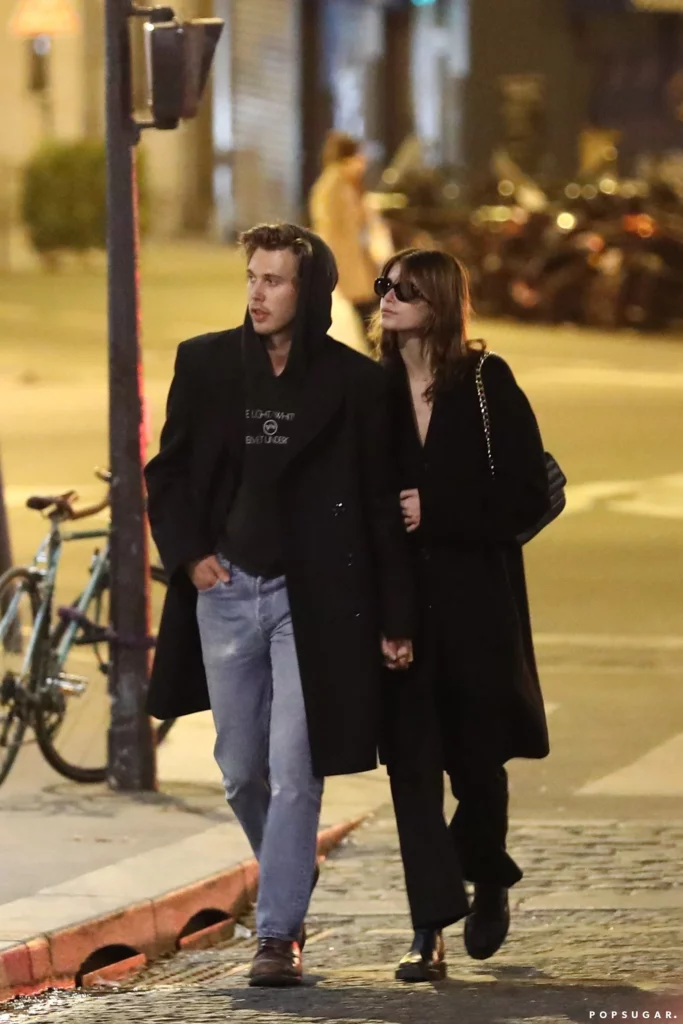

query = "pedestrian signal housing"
144;17;223;130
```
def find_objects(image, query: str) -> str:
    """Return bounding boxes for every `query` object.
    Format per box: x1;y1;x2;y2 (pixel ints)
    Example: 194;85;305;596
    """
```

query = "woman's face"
379;263;431;335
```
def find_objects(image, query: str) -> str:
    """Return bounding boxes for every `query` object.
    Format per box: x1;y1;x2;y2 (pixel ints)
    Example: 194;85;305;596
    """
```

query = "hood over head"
242;225;338;383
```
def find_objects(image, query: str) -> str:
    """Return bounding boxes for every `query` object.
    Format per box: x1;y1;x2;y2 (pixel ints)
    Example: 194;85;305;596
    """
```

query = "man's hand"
188;555;231;592
400;489;421;533
381;637;413;671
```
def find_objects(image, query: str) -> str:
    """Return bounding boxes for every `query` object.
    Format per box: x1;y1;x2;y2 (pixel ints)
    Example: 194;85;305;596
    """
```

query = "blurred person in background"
309;131;381;331
145;223;414;989
373;249;551;982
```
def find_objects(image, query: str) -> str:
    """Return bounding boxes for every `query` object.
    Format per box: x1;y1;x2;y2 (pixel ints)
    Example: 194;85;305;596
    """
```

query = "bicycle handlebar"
69;493;111;521
66;468;111;520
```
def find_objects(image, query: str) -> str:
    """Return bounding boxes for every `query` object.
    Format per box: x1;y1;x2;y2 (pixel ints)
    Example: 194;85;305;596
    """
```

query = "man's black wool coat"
145;328;414;778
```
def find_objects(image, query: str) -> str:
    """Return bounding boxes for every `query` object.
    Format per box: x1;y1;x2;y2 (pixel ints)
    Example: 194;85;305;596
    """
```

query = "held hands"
189;555;231;591
381;637;413;672
400;488;421;533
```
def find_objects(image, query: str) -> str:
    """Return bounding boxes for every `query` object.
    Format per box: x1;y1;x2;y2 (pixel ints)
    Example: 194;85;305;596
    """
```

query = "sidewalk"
0;712;392;1003
3;805;682;1024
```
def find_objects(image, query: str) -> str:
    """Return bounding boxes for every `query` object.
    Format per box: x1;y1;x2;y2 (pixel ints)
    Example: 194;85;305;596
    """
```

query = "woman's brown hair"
370;248;484;399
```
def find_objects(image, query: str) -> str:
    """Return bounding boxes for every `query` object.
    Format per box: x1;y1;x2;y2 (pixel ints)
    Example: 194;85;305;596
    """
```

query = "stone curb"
0;816;364;1004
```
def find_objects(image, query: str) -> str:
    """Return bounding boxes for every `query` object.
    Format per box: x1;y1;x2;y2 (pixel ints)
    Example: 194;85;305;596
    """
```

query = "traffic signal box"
143;16;223;130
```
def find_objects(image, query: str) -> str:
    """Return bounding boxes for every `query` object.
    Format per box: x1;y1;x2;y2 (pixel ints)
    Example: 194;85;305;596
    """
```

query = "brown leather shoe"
248;938;303;987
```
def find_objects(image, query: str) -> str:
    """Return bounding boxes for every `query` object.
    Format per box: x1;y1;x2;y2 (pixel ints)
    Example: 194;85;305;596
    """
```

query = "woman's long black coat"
144;329;414;779
382;352;551;768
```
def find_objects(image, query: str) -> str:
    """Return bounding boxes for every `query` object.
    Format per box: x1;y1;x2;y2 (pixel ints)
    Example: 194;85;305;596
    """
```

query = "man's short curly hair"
239;223;313;265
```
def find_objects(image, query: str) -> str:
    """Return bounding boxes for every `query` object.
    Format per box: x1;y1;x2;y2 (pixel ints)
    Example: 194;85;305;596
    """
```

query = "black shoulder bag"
476;352;567;545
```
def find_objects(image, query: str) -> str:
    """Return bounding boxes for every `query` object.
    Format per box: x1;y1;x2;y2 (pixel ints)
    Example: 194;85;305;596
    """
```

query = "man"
145;224;413;987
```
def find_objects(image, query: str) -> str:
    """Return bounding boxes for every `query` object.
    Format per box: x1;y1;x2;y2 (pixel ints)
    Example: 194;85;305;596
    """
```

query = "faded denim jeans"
196;558;324;941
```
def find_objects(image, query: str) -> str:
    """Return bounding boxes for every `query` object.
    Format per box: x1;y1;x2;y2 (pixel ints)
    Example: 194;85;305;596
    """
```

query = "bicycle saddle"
26;491;77;514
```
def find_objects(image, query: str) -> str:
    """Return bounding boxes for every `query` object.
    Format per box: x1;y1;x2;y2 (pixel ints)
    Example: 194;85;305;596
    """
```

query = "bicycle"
0;469;175;787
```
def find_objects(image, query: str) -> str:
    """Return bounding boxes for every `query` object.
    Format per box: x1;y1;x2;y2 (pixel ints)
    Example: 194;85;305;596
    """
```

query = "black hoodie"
219;230;338;577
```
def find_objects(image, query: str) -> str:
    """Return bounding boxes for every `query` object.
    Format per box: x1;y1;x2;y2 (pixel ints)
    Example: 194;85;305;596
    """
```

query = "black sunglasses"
374;276;425;304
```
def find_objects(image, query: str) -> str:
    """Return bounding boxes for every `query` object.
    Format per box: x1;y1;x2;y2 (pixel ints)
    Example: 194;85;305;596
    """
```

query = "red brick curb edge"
0;815;365;1003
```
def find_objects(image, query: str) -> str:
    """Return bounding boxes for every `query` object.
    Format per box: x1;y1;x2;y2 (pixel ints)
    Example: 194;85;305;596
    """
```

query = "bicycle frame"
0;517;111;692
51;525;111;673
0;582;29;656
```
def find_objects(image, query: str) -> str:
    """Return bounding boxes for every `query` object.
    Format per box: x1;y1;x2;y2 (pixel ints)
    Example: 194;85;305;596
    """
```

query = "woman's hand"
400;489;421;533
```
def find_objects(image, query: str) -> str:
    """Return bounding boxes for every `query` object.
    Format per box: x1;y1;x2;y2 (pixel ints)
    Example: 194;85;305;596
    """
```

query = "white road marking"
523;365;683;390
542;665;681;675
536;633;683;651
563;480;637;515
610;473;683;520
578;732;683;797
564;474;683;520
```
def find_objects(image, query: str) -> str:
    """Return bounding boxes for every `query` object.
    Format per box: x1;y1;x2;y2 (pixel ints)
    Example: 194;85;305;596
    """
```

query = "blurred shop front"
5;0;683;249
165;0;683;238
300;0;470;194
157;0;683;237
465;0;683;187
210;0;472;236
568;0;683;176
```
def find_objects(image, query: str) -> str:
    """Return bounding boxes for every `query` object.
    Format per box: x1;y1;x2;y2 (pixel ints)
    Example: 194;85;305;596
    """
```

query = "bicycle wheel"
34;565;169;783
0;567;40;786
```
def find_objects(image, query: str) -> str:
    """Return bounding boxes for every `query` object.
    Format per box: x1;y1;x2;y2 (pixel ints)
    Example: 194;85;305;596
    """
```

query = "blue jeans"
196;559;324;941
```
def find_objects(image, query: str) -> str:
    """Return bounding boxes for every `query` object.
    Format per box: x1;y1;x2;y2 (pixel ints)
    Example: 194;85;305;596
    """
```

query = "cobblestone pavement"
4;809;683;1024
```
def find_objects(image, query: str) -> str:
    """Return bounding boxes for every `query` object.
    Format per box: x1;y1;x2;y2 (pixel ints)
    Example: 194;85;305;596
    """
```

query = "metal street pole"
104;0;155;790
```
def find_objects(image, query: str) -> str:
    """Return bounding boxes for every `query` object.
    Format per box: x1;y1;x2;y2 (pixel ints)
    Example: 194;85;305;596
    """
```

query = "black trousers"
390;754;522;930
386;579;523;930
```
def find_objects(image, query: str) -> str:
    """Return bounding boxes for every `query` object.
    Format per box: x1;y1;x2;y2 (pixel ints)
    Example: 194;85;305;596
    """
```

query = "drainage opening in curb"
76;944;144;987
176;909;234;950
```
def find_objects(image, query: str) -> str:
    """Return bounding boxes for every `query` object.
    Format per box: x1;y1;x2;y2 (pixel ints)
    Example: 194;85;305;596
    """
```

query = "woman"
373;249;551;982
309;131;379;327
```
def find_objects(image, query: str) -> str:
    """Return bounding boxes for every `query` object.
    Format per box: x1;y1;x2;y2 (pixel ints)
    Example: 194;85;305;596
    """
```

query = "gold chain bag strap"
475;352;567;545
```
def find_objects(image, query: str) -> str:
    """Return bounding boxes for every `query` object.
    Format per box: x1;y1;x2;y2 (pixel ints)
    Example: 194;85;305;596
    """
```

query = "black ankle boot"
395;928;446;983
464;884;510;960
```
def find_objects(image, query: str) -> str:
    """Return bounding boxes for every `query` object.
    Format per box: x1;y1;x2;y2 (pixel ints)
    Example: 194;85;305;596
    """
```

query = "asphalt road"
1;243;682;822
